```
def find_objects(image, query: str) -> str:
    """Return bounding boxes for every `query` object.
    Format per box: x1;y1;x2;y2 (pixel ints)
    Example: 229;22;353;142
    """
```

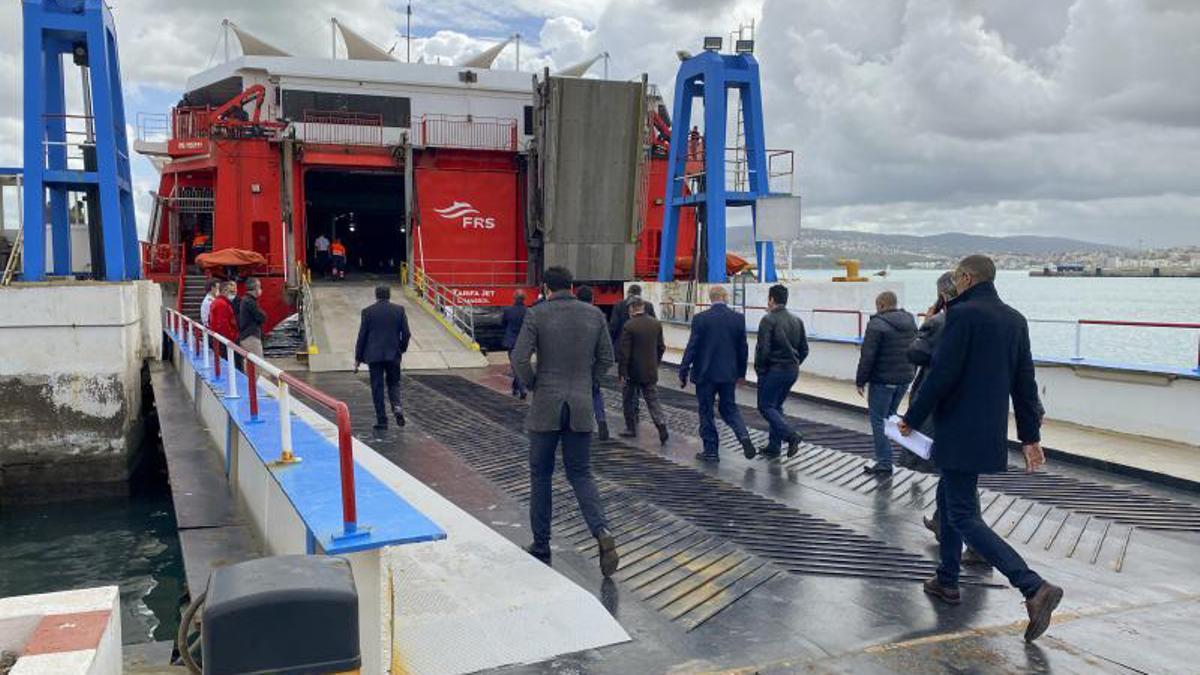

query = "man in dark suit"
901;255;1062;642
609;283;656;346
500;290;528;399
616;298;668;444
512;267;619;577
679;285;757;462
354;285;412;431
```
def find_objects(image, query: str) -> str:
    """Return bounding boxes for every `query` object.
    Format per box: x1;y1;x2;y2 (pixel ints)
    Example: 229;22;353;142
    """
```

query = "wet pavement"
297;365;1200;674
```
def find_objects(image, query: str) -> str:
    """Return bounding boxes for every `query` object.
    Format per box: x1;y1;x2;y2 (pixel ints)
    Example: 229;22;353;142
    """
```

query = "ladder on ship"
2;226;23;286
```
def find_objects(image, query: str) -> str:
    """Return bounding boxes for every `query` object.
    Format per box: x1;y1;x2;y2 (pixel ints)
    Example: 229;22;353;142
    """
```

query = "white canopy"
227;22;292;57
458;36;514;69
334;19;396;61
555;53;605;77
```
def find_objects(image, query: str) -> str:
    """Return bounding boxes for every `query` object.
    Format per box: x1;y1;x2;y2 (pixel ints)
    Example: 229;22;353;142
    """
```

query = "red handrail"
168;308;360;536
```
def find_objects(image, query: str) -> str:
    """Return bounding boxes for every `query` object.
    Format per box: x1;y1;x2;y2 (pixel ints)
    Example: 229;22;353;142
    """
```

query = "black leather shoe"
923;577;962;605
394;411;406;427
525;543;552;565
787;434;803;458
740;437;757;459
596;421;609;441
618;428;637;438
656;423;669;445
596;528;619;578
1024;581;1063;642
862;464;894;476
695;452;719;463
519;391;527;400
759;446;782;459
372;422;387;432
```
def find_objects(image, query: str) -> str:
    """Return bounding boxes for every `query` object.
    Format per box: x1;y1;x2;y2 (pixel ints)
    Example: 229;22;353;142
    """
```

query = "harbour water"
0;427;184;646
786;269;1200;371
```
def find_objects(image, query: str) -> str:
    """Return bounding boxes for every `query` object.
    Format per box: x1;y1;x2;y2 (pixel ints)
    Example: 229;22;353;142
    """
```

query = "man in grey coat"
512;266;620;577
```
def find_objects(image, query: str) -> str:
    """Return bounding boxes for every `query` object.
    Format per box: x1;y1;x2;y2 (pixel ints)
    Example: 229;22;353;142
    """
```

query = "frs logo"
433;201;496;230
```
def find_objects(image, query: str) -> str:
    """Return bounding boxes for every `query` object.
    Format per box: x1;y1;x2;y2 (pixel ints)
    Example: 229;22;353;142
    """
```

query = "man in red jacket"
209;281;240;344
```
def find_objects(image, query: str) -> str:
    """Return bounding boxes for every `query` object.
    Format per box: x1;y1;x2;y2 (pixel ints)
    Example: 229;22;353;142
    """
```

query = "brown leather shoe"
923;577;961;605
1024;581;1063;642
597;528;619;578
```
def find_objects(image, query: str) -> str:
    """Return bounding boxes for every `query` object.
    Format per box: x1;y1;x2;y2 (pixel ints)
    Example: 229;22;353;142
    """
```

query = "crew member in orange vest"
330;239;347;280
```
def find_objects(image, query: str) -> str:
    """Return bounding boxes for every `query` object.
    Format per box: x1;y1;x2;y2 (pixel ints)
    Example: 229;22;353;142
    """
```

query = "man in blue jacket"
500;290;528;399
679;285;757;462
901;255;1062;642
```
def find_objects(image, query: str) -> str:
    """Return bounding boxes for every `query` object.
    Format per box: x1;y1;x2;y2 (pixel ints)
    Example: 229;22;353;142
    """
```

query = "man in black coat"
355;285;412;431
500;290;528;399
901;255;1062;642
616;298;668;444
856;291;917;475
679;285;757;462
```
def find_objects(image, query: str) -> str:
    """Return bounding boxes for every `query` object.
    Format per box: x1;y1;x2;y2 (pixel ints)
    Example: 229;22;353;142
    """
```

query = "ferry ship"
2;3;1199;674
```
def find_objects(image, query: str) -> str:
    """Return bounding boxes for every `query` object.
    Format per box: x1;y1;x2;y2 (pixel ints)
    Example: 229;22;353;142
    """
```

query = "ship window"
281;89;411;127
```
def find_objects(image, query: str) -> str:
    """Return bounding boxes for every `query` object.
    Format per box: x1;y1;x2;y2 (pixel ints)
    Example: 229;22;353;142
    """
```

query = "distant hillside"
724;227;1120;268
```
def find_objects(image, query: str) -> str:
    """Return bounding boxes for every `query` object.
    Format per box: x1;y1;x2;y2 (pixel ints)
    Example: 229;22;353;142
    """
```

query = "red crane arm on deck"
210;84;268;125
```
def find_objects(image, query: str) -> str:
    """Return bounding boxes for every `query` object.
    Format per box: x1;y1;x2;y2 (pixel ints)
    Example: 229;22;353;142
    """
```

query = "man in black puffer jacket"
856;291;917;475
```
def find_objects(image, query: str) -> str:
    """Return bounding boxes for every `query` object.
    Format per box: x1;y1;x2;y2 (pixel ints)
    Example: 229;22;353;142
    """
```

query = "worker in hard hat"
330;239;347;280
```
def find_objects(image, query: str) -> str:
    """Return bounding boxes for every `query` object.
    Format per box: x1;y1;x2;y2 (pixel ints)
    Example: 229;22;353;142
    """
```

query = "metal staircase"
179;273;209;320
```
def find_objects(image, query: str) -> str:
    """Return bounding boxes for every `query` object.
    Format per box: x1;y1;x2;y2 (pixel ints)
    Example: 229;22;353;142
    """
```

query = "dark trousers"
695;380;750;455
507;350;526;396
368;360;402;424
937;470;1044;597
757;366;799;449
315;250;330;276
622;380;664;430
529;405;608;546
868;383;908;469
591;382;608;425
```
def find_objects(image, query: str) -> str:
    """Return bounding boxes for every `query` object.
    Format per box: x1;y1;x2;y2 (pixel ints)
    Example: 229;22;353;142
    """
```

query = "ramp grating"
407;375;998;627
633;381;1200;535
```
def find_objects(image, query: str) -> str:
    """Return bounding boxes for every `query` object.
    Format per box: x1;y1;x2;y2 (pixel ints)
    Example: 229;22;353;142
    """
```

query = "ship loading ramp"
306;280;487;372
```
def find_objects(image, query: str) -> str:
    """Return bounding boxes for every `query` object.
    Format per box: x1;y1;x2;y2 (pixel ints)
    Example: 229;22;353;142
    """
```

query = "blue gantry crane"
22;0;140;281
657;43;779;284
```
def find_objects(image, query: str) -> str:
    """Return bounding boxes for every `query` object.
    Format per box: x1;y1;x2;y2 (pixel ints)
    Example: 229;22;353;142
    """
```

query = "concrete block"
0;281;161;502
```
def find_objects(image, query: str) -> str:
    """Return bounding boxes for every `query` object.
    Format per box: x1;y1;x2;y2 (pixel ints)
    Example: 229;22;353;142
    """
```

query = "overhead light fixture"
702;36;722;52
735;39;754;55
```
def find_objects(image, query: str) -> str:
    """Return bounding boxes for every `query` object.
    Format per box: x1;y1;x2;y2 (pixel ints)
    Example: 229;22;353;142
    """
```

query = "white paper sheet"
885;415;933;460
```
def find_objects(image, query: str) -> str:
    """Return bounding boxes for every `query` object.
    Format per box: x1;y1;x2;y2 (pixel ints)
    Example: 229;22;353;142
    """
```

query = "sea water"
783;269;1199;371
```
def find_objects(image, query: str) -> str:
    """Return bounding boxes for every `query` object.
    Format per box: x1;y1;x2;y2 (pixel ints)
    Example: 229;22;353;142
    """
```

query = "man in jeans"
512;267;619;577
901;254;1062;642
616;298;669;445
856;291;917;476
753;284;808;458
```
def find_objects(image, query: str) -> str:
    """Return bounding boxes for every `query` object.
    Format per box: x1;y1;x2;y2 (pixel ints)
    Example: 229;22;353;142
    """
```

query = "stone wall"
0;281;162;502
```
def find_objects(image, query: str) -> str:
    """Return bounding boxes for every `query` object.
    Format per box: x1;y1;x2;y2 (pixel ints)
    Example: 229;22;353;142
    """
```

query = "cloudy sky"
2;0;1197;247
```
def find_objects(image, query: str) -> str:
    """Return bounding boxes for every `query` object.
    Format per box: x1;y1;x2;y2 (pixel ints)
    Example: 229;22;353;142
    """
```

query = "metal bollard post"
226;344;239;399
277;380;297;463
1072;322;1083;361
